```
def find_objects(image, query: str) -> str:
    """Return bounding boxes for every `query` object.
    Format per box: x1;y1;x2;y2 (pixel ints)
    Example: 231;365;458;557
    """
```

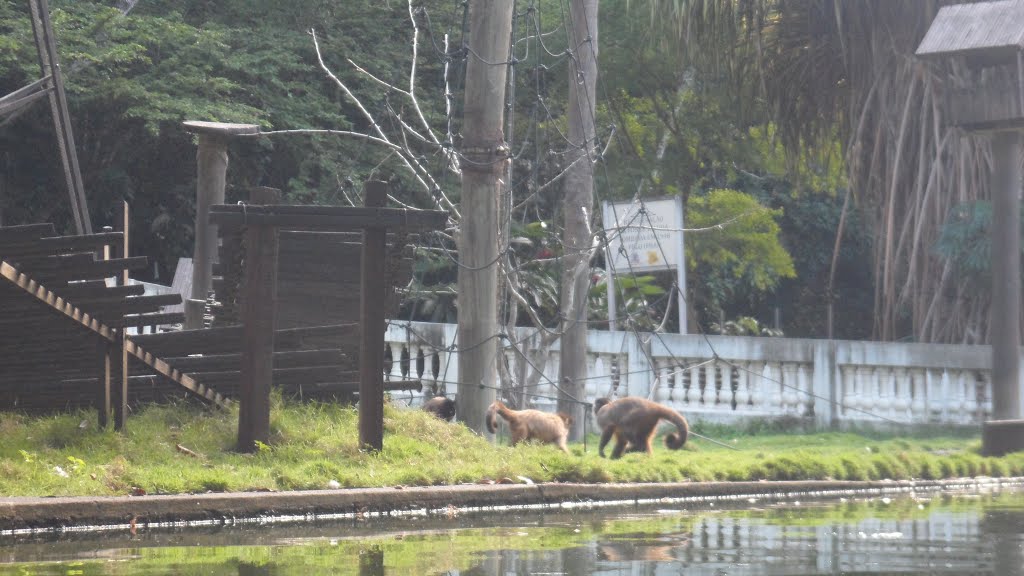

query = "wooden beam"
163;349;345;372
114;201;129;430
0;232;123;257
359;182;388;452
236;187;280;453
209;203;448;232
127;323;359;357
56;282;145;299
0;223;55;242
19;255;147;280
115;312;185;328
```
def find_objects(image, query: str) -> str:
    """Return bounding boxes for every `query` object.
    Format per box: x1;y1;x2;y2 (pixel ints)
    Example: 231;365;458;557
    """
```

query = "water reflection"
1;490;1022;575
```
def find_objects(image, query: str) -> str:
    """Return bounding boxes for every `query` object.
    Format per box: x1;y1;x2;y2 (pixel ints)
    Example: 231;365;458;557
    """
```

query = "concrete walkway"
3;477;1019;533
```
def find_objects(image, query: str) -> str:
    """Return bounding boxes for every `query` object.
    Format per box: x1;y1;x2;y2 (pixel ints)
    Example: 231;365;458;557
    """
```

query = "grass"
1;397;1023;497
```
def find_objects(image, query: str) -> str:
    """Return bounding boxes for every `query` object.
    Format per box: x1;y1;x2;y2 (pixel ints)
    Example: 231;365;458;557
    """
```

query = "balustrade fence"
383;322;1021;427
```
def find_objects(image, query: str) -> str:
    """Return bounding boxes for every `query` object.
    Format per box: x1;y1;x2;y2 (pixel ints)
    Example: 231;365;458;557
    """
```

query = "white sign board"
602;197;681;273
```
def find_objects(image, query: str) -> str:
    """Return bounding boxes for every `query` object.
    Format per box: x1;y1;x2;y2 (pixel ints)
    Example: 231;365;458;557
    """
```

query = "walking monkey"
486;401;572;454
593;397;689;458
422;396;457;421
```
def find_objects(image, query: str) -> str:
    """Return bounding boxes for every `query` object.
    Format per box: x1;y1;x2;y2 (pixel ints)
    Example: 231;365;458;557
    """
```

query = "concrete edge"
2;478;1021;533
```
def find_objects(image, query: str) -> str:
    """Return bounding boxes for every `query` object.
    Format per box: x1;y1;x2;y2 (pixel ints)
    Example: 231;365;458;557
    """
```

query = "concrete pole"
182;121;259;329
558;0;599;441
457;1;515;434
990;131;1022;421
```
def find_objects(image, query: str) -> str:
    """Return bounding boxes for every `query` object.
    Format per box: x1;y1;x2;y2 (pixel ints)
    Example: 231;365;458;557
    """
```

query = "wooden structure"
208;182;447;452
917;0;1024;454
0;216;229;427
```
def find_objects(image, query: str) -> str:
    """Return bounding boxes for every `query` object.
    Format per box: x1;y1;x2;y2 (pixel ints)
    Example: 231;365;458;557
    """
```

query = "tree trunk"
558;0;599;441
457;0;515;434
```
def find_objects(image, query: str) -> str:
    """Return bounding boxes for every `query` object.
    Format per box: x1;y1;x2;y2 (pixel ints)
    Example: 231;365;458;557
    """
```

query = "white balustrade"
382;321;1000;426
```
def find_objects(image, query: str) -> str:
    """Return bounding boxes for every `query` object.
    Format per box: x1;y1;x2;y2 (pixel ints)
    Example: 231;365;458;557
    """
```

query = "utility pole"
558;0;599;441
457;0;515;434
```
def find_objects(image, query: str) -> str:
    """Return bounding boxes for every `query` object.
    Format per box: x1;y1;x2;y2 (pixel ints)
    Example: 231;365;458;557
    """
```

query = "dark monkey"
422;396;456;421
594;396;689;459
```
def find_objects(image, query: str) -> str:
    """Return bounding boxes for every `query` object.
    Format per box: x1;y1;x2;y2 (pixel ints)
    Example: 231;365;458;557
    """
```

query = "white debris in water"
870;532;904;540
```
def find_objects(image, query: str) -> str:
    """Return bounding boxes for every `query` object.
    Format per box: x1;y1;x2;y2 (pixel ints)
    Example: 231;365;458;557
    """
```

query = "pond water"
1;488;1022;575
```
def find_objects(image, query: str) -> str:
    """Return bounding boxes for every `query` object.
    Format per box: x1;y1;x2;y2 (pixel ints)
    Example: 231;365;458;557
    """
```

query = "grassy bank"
1;398;1023;497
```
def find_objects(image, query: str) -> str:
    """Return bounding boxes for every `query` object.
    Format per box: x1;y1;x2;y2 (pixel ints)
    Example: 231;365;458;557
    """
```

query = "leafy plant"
710;315;783;337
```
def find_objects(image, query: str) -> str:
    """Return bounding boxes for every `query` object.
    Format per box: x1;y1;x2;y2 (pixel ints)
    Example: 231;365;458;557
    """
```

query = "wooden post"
237;187;281;453
113;201;129;430
182;121;259;329
97;226;113;429
359;182;388;451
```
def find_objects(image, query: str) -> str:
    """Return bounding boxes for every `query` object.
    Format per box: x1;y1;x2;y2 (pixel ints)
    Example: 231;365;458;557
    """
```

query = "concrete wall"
384;322;1024;428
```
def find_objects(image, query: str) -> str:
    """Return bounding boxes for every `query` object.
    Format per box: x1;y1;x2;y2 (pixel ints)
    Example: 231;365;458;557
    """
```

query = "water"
1;489;1022;575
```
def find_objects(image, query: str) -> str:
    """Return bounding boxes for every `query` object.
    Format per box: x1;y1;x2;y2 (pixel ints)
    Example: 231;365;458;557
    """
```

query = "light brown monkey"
486;401;572;454
422;396;456;421
594;396;689;459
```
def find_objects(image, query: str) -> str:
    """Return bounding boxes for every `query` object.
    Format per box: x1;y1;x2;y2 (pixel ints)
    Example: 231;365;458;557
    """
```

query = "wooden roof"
917;0;1024;63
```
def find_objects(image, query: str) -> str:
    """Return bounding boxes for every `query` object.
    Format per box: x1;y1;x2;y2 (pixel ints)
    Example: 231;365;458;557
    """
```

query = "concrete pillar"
812;340;836;428
182;121;259;329
989;131;1021;421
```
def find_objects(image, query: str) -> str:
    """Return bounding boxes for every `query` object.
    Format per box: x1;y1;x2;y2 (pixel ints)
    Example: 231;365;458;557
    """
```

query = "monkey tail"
661;407;689;450
485;401;505;434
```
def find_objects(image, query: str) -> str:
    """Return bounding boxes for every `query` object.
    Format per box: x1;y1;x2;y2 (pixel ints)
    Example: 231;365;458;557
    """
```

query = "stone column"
182;121;259;329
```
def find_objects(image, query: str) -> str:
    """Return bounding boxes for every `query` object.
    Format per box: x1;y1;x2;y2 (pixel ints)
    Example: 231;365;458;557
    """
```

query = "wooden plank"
209;203;448;231
360;182;388;451
21;256;148;280
188;366;356;387
57;282;145;299
4;293;181;317
115;312;185;328
81;293;182;308
0;223;55;243
127;323;359;357
163;349;345;372
0;232;123;257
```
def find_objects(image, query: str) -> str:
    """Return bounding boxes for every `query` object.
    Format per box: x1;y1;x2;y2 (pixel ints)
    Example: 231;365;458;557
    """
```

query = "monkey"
422;396;457;421
485;401;572;454
593;396;689;459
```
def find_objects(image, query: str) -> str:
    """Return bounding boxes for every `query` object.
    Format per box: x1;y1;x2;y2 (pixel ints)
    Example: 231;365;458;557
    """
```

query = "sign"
602;197;681;273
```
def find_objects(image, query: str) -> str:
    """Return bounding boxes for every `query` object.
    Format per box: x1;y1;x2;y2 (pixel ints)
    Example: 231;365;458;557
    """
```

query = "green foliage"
710;315;782;337
589;271;667;331
687;188;795;312
933;200;1024;289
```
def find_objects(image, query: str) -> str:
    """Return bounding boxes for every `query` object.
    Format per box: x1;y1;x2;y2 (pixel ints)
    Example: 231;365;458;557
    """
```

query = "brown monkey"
422;396;456;421
594;397;689;459
486;401;572;454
